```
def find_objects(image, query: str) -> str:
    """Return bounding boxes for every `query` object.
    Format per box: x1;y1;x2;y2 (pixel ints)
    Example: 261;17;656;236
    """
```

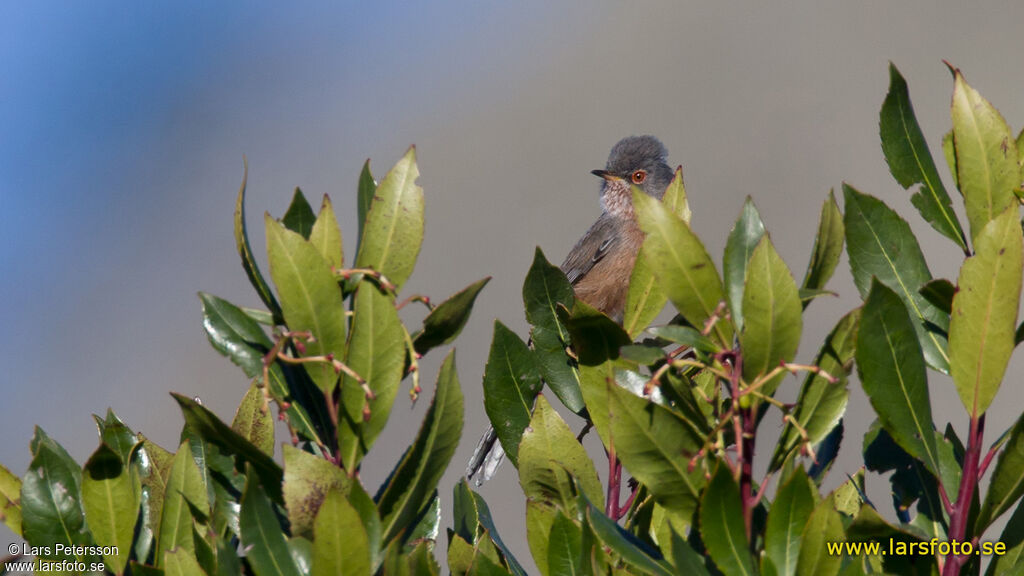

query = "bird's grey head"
592;135;674;216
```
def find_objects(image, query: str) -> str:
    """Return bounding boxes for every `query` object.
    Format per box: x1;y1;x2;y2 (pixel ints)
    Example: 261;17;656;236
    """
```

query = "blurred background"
3;2;1024;571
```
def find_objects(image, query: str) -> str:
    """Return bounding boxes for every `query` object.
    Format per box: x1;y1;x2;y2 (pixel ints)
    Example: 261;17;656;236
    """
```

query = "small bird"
561;135;674;321
466;136;675;484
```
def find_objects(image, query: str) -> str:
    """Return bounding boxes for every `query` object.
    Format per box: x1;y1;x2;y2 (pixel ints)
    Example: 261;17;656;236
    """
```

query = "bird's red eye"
631;170;647;184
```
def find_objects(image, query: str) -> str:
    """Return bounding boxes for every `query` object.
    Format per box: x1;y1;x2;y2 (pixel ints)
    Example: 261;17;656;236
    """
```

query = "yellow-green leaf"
308;194;343;270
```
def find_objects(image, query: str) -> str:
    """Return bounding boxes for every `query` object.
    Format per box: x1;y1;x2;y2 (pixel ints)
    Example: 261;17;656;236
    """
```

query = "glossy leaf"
546;512;582;576
376;350;463;545
723;197;766;332
950;66;1021;243
700;465;754;576
523;247;583;413
20;428;93;565
518;395;603;513
624;167;690;337
795;496;844;576
452;481;526;576
482;321;542;466
771;309;858;471
856;280;941;478
413;276;491;355
164;548;206;576
312;487;370;576
282;445;349;539
919;278;955;315
802;190;845;300
880;63;967;250
266;216;347;394
337;284;406;471
355;146;424;291
240;472;301;576
606;381;705;523
0;462;21;536
763;468;815;576
949;206;1022;416
281;188;316;239
843;184;949;373
646;324;717;354
231;384;275;456
308;194;343;270
158;442;208;566
562;299;632;366
633;189;733;347
977;412;1024;533
581;492;674;576
740;235;803;396
139;434;174;560
82;443;139;574
172;394;284;504
234;161;284;323
198;292;322;444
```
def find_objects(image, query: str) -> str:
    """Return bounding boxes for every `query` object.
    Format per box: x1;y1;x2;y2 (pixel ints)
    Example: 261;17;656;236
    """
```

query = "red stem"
606;446;621;519
942;414;985;576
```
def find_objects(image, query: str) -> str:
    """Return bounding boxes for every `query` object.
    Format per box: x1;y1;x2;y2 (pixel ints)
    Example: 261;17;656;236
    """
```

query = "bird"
466;136;675;484
561;135;674;321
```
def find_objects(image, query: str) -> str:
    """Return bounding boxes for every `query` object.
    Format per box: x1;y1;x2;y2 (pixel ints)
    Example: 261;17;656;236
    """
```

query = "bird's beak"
591;169;621;181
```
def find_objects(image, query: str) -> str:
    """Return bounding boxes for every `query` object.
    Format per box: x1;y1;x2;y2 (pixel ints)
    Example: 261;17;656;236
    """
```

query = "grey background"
3;2;1024;571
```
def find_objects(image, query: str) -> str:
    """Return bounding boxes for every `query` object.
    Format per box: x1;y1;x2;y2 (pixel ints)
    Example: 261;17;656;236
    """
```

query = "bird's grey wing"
561;213;621;284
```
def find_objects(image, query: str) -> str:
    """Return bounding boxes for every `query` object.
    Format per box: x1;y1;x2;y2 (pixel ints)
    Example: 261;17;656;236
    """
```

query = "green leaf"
376;350;463;545
856;280;940;478
949;206;1022;416
0;462;22;536
95;409;139;468
606;381;705;523
158;442;208;566
164;548;206;576
282;188;316;239
546;512;582;576
20;428;94;565
452;481;526;576
880;63;967;250
355;146;424;292
723;197;767;332
138;435;174;561
670;527;712;576
413;277;491;355
82;443;139;574
312;487;370;576
526;502;558;576
977;412;1024;533
198;292;323;445
619;345;665;366
234;161;284;323
646;325;718;354
580;492;674;576
633;189;733;347
346;481;382;571
843;184;949;373
523;247;583;413
308;194;343;269
986;497;1024;576
482;321;543;467
802;190;845;301
240;472;301;576
623;167;690;337
518;395;603;513
356;160;376;255
700;465;754;576
562;299;632;366
950;66;1021;244
266;216;347;394
795;496;844;576
447;533;510;576
919;278;956;315
771;310;857;471
231;384;275;456
172;394;284;504
740;235;803;396
943;131;959;189
763;468;814;576
282;445;349;539
337;284;406;471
